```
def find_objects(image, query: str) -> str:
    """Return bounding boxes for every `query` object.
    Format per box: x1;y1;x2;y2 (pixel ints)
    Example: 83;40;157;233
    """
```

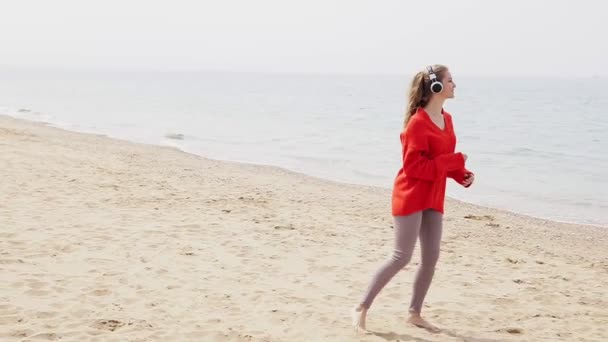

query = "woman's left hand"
462;173;475;187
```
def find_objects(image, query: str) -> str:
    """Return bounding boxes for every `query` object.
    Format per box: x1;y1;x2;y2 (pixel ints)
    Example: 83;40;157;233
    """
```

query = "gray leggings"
360;209;443;313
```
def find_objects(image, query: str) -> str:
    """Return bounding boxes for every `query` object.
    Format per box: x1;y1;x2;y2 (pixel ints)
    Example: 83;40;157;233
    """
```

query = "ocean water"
1;69;606;226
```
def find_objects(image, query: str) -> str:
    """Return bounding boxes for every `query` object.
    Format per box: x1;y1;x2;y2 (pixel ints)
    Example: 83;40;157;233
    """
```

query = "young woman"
352;65;474;333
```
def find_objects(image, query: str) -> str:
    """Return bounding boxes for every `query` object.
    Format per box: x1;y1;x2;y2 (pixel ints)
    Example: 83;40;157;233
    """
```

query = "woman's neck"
424;98;445;117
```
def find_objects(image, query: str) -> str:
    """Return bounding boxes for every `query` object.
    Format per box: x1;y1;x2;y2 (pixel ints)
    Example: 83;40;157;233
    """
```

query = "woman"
352;64;474;333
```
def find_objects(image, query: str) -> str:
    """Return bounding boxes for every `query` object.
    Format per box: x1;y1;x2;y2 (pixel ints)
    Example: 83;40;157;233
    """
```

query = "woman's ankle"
355;304;368;312
408;308;421;316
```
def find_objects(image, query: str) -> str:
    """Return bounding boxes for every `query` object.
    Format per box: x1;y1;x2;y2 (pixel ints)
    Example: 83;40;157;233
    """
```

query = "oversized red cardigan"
392;107;471;216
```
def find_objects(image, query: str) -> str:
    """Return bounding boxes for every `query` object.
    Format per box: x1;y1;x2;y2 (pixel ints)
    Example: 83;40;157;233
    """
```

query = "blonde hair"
403;64;448;127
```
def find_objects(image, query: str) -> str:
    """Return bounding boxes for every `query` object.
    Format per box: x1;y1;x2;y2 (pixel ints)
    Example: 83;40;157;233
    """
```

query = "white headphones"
426;66;443;94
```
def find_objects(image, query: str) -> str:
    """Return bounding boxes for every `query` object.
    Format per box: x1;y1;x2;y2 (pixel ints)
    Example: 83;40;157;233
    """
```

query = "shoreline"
2;114;607;341
2;113;606;229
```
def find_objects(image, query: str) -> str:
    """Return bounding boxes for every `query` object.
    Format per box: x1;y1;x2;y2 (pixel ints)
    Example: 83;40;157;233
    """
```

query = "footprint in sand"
90;289;111;296
496;327;524;335
506;257;525;264
274;224;295;230
9;329;34;338
85;257;114;265
91;319;125;332
492;297;518;305
464;214;495;221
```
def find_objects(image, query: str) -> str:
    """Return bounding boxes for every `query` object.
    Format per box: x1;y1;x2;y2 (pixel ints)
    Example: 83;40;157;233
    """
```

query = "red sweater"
391;107;471;216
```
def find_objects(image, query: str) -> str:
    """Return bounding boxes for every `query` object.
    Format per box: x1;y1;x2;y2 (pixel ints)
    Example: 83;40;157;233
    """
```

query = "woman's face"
440;70;456;99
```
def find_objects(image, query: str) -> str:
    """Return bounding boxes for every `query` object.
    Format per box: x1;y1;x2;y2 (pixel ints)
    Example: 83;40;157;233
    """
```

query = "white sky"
0;0;605;76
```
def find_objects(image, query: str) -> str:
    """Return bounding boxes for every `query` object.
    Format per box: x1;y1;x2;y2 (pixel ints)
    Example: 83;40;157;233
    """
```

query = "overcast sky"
0;0;605;76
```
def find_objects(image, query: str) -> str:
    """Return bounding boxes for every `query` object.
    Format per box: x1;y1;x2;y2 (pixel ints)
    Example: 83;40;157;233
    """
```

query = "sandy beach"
1;114;607;342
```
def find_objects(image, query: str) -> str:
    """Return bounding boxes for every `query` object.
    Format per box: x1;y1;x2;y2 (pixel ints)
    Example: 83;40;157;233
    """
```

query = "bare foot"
351;305;370;334
407;313;440;333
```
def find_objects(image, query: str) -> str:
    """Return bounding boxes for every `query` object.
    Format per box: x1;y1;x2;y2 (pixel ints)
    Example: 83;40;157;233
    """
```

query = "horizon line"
0;65;605;79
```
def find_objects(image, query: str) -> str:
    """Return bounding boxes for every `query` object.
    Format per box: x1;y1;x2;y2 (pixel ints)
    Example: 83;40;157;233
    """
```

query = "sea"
1;68;606;227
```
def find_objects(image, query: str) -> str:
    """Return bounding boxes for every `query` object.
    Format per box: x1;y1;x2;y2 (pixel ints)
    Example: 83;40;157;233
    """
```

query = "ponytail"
403;72;429;127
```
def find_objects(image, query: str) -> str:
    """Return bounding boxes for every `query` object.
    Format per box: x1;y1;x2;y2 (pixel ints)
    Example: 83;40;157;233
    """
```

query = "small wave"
5;107;54;124
165;133;185;140
510;147;535;154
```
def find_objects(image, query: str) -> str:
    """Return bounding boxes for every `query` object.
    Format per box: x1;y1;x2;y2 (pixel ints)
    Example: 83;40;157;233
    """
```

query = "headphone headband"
426;65;437;80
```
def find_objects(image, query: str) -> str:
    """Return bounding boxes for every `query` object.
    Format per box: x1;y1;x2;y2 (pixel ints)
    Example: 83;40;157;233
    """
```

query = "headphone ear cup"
430;81;443;93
